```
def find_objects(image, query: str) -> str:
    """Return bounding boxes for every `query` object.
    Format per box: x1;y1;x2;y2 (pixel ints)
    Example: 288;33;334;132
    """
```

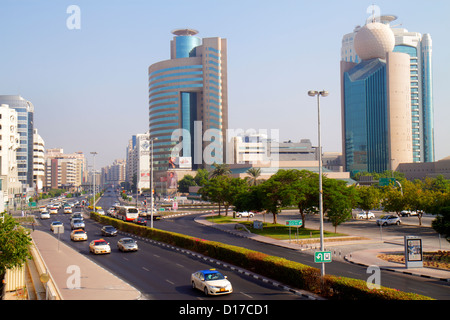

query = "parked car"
400;210;418;217
356;211;375;219
236;211;254;218
376;215;401;226
117;238;138;252
89;239;111;254
191;269;233;296
101;225;117;236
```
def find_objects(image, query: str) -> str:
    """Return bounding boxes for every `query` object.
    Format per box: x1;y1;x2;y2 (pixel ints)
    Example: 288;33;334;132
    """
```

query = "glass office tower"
0;95;34;187
148;29;228;172
341;15;435;163
340;21;413;175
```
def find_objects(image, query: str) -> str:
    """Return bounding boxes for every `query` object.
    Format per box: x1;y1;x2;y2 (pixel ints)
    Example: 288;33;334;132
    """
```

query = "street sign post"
286;220;303;226
314;251;332;263
286;220;302;243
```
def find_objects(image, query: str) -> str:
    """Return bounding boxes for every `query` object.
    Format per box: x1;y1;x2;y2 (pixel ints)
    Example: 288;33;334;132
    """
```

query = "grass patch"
205;214;346;240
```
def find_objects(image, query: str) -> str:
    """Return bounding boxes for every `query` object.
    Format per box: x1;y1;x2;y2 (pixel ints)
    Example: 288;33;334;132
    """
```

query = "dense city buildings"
0;104;22;209
33;129;45;193
341;15;434;166
340;19;413;175
44;148;87;192
0;95;35;188
148;29;228;173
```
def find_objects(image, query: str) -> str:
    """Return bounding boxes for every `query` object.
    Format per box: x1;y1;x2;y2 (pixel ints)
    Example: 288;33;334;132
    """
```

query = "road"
154;208;450;300
35;194;308;300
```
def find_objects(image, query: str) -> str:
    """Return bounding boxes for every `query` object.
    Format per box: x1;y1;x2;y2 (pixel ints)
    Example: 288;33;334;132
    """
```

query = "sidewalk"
29;230;143;300
195;214;450;283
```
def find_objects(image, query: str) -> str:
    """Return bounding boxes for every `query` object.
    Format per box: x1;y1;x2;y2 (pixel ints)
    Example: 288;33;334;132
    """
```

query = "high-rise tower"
341;15;434;163
340;21;413;175
148;29;228;173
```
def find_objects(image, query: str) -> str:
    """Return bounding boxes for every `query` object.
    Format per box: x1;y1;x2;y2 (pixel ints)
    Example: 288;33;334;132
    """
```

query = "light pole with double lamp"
307;90;328;277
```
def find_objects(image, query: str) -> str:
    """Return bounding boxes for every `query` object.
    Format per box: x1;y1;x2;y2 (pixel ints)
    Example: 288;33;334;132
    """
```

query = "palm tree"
246;167;261;186
209;163;231;179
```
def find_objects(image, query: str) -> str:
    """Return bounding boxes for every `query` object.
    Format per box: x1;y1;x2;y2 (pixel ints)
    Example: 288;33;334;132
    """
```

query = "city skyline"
1;1;449;169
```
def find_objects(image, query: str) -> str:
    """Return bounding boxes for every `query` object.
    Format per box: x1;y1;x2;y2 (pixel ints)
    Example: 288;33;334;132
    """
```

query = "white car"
191;269;233;296
400;210;418;217
64;206;72;214
50;221;63;232
49;207;59;214
71;218;85;230
89;239;111;254
356;211;375;219
70;229;87;241
40;211;50;219
236;211;254;218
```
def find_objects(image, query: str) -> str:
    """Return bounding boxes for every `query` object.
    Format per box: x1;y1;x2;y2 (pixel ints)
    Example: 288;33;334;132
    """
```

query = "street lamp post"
149;136;158;228
90;152;98;213
308;90;328;277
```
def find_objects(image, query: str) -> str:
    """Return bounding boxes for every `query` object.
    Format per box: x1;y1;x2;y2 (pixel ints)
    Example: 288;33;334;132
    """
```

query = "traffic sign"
314;251;332;263
286;220;303;227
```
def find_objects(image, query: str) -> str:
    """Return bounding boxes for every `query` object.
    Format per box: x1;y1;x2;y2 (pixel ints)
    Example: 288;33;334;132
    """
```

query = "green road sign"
314;251;332;263
286;220;303;226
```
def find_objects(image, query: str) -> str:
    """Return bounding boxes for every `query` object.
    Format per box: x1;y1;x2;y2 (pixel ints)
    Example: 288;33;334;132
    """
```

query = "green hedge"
90;212;433;300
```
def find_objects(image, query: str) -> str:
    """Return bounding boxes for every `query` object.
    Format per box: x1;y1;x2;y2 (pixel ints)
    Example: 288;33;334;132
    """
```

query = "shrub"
90;212;433;300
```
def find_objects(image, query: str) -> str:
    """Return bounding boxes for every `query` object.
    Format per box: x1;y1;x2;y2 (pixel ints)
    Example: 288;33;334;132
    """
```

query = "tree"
194;169;209;186
178;175;196;193
209;163;231;179
290;170;319;229
259;170;299;224
223;178;249;217
323;178;356;232
356;185;381;219
381;186;405;215
199;175;230;215
432;206;450;242
246;167;262;186
0;214;32;292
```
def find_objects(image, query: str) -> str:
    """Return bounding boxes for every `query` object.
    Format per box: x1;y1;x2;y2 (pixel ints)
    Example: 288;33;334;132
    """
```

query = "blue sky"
1;0;449;168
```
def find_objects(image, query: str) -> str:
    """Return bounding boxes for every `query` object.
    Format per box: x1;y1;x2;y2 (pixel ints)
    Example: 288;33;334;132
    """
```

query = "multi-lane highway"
35;189;450;300
35;192;308;300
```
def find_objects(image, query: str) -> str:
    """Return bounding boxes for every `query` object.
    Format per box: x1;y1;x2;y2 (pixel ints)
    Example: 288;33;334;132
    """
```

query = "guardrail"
28;239;62;300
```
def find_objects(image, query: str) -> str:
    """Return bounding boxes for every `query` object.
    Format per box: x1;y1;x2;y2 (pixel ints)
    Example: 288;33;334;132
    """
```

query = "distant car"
70;229;87;241
50;221;63;232
400;210;417;217
117;238;138;252
89;239;111;254
71;218;85;230
49;207;59;214
191;269;233;296
70;213;83;221
40;211;50;219
356;211;375;219
376;215;401;226
236;211;254;218
134;217;147;226
101;225;117;237
64;206;72;214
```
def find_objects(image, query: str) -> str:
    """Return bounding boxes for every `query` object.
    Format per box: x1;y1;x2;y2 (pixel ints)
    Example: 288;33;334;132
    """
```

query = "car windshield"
105;226;115;230
204;272;225;281
95;241;108;246
122;239;135;244
74;230;85;234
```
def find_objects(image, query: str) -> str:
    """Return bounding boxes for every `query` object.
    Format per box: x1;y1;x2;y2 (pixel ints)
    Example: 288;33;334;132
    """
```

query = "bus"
115;206;139;221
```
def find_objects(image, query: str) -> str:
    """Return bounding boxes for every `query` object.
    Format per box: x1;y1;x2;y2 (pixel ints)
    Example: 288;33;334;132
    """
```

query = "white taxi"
89;239;111;254
70;229;87;241
191;269;233;296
